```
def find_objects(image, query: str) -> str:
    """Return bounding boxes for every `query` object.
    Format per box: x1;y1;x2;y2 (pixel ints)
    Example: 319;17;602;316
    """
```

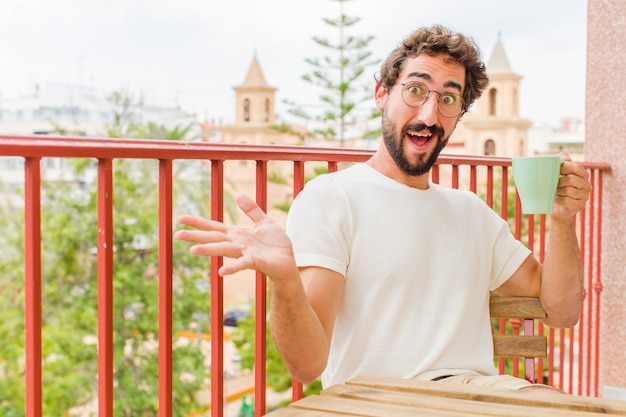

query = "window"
484;139;496;156
488;88;498;116
244;98;250;122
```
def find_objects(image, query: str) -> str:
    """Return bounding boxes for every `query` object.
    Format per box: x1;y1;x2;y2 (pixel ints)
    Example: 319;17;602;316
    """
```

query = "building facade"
451;35;532;158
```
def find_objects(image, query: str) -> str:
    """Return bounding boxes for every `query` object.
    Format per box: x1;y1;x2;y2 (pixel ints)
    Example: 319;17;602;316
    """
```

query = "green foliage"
0;224;27;414
0;92;222;415
231;293;322;407
269;123;307;145
305;166;329;184
268;171;289;185
283;0;381;146
272;202;292;213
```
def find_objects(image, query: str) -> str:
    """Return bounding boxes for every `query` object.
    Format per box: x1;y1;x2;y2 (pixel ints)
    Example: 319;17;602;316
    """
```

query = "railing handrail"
0;135;611;172
0;134;375;162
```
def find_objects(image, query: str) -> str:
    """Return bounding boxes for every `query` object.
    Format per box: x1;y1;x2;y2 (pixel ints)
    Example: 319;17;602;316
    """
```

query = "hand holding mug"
512;154;590;217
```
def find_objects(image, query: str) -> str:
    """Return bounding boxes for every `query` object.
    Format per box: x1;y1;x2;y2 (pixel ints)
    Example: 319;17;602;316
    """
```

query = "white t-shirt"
285;163;531;388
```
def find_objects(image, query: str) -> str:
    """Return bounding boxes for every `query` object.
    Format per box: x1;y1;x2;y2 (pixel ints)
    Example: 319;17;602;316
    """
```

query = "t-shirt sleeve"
286;175;351;277
487;207;532;290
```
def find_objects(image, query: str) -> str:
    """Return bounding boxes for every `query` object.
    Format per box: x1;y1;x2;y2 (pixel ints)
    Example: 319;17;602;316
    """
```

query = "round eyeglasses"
399;82;465;118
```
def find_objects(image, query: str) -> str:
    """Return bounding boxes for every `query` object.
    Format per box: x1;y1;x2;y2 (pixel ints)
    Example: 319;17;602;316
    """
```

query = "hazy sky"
0;0;587;127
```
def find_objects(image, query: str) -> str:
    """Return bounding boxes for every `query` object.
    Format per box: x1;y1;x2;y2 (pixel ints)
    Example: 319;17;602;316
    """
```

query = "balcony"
0;134;611;416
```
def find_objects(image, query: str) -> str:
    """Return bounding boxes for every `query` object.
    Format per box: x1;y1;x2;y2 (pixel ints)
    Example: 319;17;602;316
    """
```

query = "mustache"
402;123;444;138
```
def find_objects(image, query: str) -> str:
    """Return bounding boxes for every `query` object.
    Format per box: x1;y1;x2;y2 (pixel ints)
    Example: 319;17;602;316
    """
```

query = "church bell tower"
458;34;531;157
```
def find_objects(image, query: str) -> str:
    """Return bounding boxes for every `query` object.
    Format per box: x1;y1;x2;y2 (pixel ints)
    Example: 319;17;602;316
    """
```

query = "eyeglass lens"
401;82;464;117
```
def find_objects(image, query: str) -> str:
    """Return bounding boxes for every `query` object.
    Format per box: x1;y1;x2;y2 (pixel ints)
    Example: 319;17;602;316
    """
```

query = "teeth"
408;130;431;137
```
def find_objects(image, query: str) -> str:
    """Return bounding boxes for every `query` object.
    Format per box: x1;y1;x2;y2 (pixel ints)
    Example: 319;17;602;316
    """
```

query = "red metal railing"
0;135;609;416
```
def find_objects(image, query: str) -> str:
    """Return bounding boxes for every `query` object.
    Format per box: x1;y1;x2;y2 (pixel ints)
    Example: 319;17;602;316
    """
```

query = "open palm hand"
174;194;298;281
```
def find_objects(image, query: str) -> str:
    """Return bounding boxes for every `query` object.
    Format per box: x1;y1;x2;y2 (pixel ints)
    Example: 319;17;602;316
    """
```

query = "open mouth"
406;129;434;148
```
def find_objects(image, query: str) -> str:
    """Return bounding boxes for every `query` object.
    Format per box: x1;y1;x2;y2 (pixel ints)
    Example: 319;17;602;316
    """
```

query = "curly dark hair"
376;24;489;110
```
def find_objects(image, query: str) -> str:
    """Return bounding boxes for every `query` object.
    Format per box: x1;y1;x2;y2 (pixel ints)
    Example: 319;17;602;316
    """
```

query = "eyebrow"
405;71;463;93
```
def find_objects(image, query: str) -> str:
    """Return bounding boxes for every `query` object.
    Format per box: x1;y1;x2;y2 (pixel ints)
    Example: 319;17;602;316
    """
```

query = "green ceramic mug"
512;156;564;214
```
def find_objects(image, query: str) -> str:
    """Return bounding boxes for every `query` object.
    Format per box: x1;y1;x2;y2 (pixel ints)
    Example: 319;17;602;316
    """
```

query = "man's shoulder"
435;186;494;212
435;184;481;200
306;163;369;186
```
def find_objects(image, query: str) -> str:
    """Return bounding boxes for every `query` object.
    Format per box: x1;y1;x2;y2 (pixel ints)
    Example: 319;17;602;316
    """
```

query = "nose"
415;93;439;126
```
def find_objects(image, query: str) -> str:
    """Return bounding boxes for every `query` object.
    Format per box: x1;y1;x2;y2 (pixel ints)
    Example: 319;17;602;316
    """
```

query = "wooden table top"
266;375;626;416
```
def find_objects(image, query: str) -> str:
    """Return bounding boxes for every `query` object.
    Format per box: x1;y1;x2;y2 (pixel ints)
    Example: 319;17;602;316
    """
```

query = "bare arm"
496;155;590;327
174;194;340;383
270;266;344;383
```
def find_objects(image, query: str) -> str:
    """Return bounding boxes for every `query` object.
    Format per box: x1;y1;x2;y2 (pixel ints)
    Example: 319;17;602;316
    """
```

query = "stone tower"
455;34;532;157
221;54;291;147
233;54;277;127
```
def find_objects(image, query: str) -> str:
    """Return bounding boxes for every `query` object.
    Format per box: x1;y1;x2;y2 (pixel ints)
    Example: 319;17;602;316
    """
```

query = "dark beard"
381;109;448;176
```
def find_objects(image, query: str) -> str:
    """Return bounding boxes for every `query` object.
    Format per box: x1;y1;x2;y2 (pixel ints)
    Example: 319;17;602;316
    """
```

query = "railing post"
255;161;268;417
25;157;42;417
291;160;305;402
97;158;115;416
159;159;174;417
211;160;225;417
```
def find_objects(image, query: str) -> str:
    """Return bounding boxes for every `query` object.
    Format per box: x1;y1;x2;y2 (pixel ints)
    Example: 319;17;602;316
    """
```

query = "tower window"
244;98;250;122
484;139;496;156
488;88;498;116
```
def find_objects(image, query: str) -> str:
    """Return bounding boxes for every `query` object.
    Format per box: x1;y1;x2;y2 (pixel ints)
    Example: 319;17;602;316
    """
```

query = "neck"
366;147;431;190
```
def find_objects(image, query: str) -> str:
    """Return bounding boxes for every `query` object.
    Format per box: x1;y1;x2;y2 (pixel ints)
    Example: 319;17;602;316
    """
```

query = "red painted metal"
536;323;544;384
292;161;305;199
593;170;604;397
2;135;610;415
569;326;575;393
500;166;509;220
25;157;42;417
159;160;174;416
469;165;477;193
510;319;521;378
524;318;535;383
485;166;493;208
431;164;440;184
210;159;225;417
255;160;268;417
585;170;595;397
451;164;459;189
291;161;306;403
97;159;114;416
0;135;375;162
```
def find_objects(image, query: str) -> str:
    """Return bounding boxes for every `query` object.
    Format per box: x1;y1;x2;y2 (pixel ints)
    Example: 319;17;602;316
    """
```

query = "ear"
374;82;387;109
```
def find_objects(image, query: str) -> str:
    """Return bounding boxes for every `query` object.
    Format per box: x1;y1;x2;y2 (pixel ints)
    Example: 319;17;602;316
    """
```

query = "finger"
554;189;588;202
558;152;572;162
174;229;229;244
189;242;243;259
236;194;270;225
560;160;589;179
218;256;253;276
558;173;591;197
554;180;591;208
177;215;228;233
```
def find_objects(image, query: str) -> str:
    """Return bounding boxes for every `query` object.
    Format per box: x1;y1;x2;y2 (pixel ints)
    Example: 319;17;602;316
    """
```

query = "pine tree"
279;0;381;147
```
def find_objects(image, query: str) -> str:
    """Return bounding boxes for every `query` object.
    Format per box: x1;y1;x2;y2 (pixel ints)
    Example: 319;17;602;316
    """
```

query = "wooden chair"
489;295;548;383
